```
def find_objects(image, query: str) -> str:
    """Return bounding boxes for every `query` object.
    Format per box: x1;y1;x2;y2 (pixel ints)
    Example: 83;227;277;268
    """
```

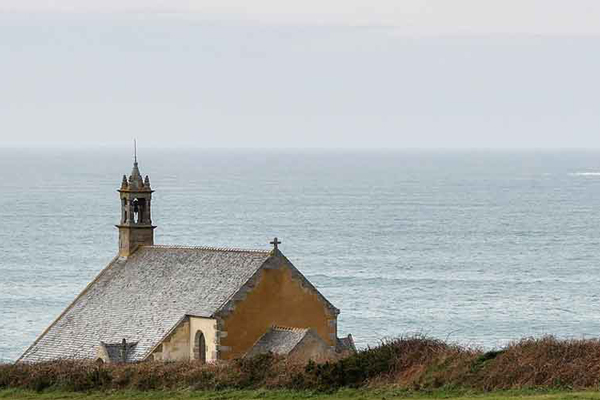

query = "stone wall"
151;319;190;361
290;331;335;363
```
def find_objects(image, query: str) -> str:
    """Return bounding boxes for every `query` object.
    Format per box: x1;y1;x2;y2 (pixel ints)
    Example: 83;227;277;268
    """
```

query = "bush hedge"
3;335;600;392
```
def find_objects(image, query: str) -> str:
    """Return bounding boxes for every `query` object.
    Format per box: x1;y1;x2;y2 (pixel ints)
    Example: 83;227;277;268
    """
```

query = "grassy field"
3;390;600;400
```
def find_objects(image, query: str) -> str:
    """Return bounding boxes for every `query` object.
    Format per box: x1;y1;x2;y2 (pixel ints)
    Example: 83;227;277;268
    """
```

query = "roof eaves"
17;255;122;363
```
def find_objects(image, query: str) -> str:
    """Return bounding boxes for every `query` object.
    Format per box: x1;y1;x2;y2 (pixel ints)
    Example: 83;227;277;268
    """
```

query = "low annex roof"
336;335;357;354
245;326;313;358
19;245;273;363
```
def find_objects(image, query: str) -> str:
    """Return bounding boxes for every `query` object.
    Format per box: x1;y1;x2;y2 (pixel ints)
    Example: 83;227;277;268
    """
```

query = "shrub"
3;335;600;393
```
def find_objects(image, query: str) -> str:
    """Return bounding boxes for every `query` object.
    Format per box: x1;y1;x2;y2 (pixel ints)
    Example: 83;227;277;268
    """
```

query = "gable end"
214;251;339;320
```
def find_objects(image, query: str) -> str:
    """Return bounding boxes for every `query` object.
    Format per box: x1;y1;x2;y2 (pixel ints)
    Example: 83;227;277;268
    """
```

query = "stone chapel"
19;158;355;364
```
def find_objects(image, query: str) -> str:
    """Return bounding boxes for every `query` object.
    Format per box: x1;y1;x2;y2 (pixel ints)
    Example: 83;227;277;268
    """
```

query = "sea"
2;148;600;362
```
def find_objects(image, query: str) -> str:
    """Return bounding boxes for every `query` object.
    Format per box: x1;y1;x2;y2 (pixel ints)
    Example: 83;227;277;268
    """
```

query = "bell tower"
117;149;155;257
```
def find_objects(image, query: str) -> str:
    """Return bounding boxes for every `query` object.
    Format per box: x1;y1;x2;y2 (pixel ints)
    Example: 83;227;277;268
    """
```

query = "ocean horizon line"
3;145;600;153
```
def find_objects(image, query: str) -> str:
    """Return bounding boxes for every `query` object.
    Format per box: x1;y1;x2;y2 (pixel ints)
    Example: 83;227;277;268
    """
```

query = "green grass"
3;389;600;400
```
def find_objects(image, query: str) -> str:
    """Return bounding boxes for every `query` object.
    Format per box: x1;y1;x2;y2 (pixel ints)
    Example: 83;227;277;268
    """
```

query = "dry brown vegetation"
3;335;600;393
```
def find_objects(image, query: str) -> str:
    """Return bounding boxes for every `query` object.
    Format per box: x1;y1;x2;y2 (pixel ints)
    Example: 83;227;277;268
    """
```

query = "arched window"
194;331;206;364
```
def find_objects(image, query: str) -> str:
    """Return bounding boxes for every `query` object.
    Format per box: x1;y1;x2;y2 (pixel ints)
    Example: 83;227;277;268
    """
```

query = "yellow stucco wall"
220;261;337;360
189;317;218;363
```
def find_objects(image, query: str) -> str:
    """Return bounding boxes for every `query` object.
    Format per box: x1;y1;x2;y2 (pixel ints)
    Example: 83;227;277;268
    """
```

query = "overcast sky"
2;1;600;149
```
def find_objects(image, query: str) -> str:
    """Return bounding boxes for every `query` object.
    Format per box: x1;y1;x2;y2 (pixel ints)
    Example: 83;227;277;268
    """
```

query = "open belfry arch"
18;150;355;364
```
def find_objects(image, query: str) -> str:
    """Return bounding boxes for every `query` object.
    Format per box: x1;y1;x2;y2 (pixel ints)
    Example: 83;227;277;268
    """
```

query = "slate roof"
19;245;272;363
245;326;311;358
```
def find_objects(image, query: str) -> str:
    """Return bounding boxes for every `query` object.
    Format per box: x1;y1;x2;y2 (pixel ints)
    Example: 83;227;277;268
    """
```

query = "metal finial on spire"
127;139;144;189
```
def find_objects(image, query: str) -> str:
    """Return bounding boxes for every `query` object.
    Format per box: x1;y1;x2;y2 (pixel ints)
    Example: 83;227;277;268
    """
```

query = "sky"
2;1;600;149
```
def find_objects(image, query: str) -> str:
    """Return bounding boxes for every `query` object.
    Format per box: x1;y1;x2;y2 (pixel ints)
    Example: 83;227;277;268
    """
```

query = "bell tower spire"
116;143;156;257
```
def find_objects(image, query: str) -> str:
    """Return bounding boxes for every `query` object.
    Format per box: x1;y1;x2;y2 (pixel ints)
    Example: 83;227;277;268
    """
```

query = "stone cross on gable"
270;237;281;250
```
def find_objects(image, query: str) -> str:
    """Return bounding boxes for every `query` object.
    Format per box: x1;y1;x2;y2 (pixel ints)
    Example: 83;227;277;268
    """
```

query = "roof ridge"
271;325;309;333
145;245;271;254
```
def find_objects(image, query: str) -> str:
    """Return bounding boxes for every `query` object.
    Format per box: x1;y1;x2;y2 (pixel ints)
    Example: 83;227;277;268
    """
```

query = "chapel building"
19;159;355;364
